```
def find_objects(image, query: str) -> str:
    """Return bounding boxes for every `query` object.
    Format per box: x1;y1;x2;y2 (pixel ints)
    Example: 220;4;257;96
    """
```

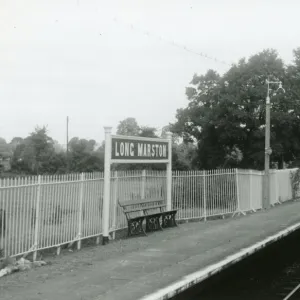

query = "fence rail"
0;168;297;259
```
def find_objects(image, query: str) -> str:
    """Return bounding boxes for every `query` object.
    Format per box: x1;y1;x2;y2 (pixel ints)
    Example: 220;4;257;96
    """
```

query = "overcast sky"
1;0;299;146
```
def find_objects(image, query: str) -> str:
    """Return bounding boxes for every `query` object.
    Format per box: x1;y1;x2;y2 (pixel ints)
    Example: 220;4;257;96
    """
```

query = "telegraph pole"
66;116;69;173
264;80;271;209
263;78;285;209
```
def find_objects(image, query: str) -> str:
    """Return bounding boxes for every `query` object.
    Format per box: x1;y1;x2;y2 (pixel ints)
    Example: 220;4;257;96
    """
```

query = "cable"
113;17;232;66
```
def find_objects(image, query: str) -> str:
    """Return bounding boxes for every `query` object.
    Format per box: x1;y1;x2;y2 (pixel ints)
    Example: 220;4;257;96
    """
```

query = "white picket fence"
0;168;297;259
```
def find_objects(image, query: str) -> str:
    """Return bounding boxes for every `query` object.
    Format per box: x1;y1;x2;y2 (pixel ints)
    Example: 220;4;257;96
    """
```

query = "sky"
1;0;299;146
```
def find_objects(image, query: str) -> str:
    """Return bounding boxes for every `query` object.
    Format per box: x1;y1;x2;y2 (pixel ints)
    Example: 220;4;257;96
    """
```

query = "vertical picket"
111;171;119;240
203;170;207;221
77;173;84;250
234;168;245;216
33;175;41;261
141;169;146;199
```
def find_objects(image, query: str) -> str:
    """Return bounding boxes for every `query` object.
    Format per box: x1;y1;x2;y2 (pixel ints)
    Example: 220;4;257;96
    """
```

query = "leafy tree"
0;138;11;158
287;48;300;100
116;117;159;138
116;117;140;136
9;137;23;152
161;125;180;144
171;49;300;170
139;126;157;138
172;142;197;170
11;126;56;174
69;138;96;154
53;140;65;153
161;126;197;170
68;137;103;172
44;152;68;174
284;48;300;167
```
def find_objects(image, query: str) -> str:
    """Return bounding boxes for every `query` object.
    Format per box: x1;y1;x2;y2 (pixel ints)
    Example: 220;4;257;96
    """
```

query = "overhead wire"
112;17;232;67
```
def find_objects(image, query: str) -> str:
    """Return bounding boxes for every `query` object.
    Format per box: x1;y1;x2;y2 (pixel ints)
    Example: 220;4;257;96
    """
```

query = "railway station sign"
101;127;172;245
111;136;169;160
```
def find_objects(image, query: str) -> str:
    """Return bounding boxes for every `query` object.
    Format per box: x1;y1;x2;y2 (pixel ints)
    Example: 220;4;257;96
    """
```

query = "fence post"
141;169;146;199
249;169;254;212
77;173;84;250
234;168;245;216
33;175;41;261
102;126;112;245
275;170;280;204
236;168;240;212
111;171;118;240
203;170;207;221
166;132;172;211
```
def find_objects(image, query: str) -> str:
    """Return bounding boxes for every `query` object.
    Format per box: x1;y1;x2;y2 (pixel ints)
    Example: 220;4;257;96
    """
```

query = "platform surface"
1;201;300;300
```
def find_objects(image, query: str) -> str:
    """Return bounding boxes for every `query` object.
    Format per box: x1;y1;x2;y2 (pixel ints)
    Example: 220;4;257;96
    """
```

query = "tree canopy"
116;117;140;136
0;138;11;158
171;48;300;170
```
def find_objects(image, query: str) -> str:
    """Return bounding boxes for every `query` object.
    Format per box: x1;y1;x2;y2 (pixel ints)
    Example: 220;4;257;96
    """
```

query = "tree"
11;126;57;174
9;137;23;152
161;125;180;144
139;126;158;138
161;125;196;170
116;117;140;136
284;48;300;167
69;138;96;154
0;138;11;158
173;142;197;170
68;137;103;172
171;49;300;170
53;140;65;153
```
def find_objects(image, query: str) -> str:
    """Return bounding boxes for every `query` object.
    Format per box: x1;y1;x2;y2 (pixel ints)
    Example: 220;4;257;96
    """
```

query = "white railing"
0;168;297;259
172;169;238;220
0;173;104;259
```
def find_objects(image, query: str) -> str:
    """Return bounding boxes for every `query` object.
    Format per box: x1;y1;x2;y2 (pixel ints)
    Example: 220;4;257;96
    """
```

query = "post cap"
166;132;173;139
104;126;112;133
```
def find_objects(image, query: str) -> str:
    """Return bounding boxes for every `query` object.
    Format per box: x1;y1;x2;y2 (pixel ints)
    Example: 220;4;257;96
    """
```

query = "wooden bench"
118;198;177;237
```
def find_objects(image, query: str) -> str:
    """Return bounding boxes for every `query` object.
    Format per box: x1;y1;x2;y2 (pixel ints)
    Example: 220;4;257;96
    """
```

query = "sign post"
102;126;112;245
166;132;172;211
102;128;172;245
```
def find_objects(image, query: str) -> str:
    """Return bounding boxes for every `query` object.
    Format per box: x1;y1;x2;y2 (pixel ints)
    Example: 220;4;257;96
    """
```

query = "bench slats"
143;205;165;210
123;205;165;214
123;207;146;213
119;198;164;207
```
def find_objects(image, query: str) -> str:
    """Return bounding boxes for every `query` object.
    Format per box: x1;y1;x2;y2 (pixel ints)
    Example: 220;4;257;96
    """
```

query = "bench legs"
128;217;146;237
162;210;178;228
126;211;178;237
145;213;163;232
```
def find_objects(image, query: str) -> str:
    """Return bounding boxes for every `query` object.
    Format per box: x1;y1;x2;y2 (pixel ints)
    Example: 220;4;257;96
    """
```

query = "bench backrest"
119;198;166;219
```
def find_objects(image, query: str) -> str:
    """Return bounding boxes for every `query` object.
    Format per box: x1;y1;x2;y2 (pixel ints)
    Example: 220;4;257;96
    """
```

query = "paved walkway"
1;200;300;300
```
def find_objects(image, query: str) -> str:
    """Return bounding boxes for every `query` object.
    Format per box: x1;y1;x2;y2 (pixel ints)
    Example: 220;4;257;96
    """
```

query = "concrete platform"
1;200;300;300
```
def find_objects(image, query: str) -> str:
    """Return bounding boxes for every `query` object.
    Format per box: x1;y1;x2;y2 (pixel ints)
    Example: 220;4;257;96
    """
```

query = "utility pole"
66;116;69;173
263;78;285;209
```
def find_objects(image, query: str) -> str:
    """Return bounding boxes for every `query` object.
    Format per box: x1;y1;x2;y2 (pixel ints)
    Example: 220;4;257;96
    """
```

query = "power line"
113;17;232;66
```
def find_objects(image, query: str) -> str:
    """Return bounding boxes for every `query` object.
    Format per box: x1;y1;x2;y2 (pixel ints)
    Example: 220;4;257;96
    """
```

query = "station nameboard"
111;137;169;160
